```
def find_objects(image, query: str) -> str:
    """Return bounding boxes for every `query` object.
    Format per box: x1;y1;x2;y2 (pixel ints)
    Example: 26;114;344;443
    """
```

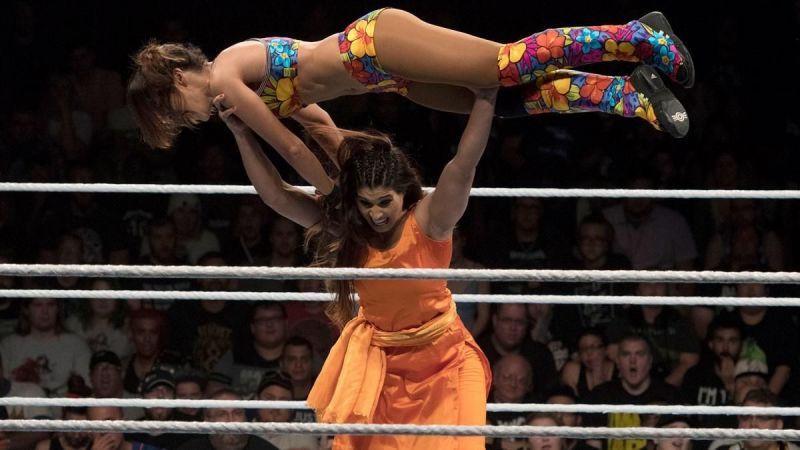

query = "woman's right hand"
213;94;249;135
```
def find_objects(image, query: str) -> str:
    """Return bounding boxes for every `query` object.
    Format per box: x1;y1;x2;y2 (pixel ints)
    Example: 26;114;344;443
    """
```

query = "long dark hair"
127;40;209;149
306;129;423;328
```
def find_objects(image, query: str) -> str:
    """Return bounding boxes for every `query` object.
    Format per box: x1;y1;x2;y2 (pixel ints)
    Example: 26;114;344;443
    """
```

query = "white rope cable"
4;183;800;199
1;289;797;306
1;397;797;416
0;420;796;439
3;264;800;283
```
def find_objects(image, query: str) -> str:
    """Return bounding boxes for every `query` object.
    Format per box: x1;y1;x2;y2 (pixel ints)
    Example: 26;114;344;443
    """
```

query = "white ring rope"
0;421;794;439
0;397;797;416
2;264;800;283
3;183;800;199
0;290;796;306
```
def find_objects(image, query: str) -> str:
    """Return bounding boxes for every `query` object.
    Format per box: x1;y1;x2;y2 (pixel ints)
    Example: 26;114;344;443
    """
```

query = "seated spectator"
167;252;248;373
86;406;162;450
126;369;192;449
710;389;797;450
681;317;742;433
560;328;616;398
177;388;279;450
527;413;565;450
486;354;535;450
34;406;90;450
65;278;132;360
0;297;91;396
545;386;595;450
167;193;220;265
554;213;632;349
607;282;700;386
718;282;798;398
254;372;319;450
477;303;556;395
583;334;679;450
174;369;207;422
651;415;693;450
279;336;315;401
224;196;271;267
217;303;288;396
88;350;141;420
121;309;183;395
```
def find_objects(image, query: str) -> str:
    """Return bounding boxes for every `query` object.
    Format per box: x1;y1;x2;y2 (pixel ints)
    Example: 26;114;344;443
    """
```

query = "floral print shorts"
338;8;410;95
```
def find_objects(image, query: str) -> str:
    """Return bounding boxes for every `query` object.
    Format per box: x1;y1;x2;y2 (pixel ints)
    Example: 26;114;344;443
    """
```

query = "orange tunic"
308;211;492;450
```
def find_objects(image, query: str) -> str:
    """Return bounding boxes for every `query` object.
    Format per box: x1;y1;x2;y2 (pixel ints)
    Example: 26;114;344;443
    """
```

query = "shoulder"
9;380;47;397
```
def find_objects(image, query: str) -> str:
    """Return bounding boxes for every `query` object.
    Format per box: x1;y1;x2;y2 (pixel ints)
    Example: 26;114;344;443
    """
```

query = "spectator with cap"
174;369;207;421
166;193;220;265
177;388;279;450
88;350;141;420
89;350;123;398
125;368;193;449
651;415;693;450
254;372;319;450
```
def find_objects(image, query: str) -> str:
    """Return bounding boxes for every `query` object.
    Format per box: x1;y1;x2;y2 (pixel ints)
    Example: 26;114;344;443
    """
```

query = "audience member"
0;297;91;396
254;372;319;450
177;389;279;450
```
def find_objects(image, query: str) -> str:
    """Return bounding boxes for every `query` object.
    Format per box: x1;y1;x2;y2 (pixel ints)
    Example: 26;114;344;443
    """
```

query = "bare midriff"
294;34;369;104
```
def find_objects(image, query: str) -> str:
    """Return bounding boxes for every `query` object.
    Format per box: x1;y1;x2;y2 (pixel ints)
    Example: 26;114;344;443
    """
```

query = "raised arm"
214;74;335;195
291;104;343;169
214;95;322;229
417;88;497;240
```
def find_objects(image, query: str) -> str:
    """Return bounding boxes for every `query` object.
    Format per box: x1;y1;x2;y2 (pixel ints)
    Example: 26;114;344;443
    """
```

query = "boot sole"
631;65;690;138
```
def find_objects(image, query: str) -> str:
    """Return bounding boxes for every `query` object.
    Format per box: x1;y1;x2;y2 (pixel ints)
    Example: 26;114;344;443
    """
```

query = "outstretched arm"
292;104;343;169
215;95;322;229
215;76;335;194
417;88;497;240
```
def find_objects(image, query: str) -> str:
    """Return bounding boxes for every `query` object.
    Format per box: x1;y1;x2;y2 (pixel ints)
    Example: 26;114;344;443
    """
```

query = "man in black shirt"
583;334;678;450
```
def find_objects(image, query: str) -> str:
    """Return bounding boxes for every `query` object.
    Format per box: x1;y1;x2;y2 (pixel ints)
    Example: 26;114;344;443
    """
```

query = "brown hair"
127;40;209;149
306;129;423;328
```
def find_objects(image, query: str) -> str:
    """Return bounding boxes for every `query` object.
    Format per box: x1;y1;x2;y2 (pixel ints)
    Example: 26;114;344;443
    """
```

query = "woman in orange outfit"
214;84;496;449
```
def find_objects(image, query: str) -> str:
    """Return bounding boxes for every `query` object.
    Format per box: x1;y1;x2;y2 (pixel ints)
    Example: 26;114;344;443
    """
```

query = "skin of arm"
416;88;497;240
664;352;699;387
212;68;334;195
470;287;491;338
214;95;322;229
768;365;791;395
291;104;343;169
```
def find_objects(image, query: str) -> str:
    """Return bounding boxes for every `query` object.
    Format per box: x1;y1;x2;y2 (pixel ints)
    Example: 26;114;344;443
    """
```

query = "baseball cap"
734;340;769;379
89;350;121;371
140;368;176;394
